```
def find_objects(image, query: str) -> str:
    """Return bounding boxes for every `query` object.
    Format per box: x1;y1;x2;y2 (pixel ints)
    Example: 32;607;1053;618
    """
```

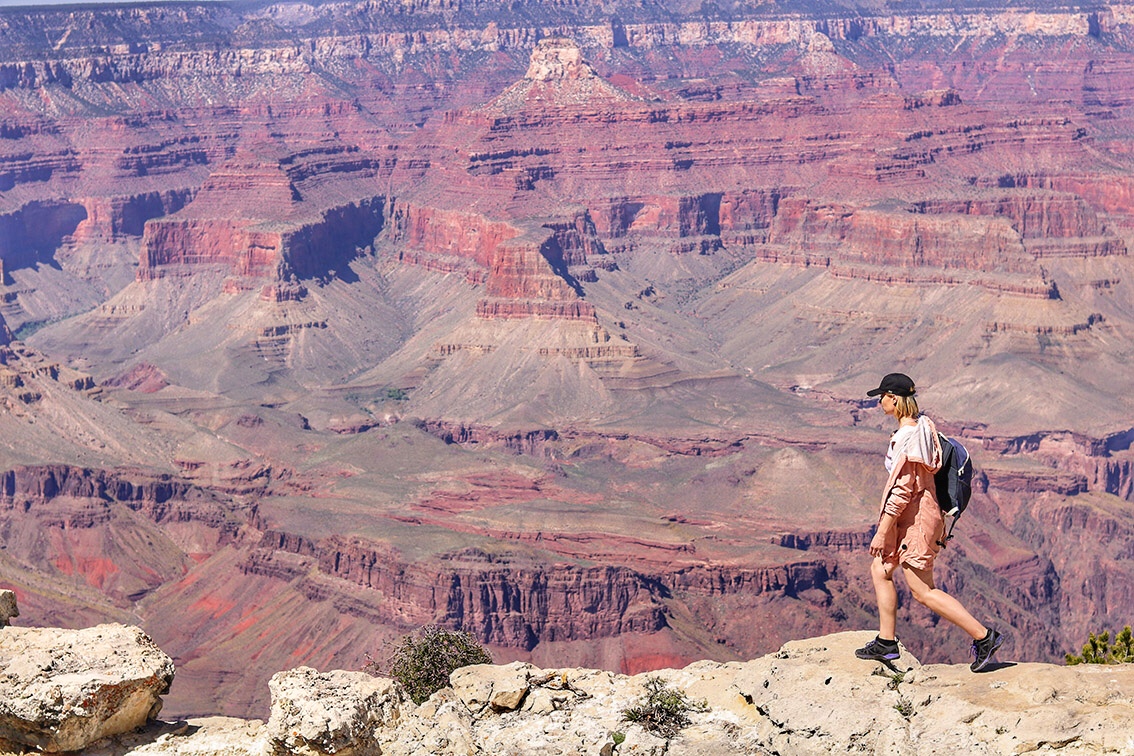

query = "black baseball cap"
866;373;916;397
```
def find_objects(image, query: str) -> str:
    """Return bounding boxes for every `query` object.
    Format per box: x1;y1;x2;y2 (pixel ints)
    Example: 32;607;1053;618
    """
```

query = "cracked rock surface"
6;631;1133;755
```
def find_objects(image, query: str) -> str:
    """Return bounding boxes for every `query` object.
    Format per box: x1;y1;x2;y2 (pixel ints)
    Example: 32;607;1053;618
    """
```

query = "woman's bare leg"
902;563;987;639
870;557;899;640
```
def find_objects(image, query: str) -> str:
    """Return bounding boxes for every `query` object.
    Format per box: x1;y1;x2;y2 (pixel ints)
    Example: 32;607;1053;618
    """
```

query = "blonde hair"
892;394;919;421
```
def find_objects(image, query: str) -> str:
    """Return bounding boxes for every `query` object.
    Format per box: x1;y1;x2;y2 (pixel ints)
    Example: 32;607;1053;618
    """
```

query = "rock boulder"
263;667;407;756
0;624;174;752
0;591;17;627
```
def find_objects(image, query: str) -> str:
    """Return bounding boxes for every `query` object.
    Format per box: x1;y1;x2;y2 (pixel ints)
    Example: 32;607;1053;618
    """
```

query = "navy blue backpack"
935;433;973;548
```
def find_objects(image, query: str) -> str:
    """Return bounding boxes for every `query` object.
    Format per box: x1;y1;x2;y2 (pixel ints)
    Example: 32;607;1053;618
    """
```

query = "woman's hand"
869;530;889;558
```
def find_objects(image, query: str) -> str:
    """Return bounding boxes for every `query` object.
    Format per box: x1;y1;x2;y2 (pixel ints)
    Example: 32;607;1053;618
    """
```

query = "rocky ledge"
1;606;1131;755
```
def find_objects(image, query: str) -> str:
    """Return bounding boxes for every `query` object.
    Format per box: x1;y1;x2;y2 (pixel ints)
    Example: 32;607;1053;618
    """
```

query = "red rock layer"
387;202;520;271
241;535;668;649
70;190;196;243
102;362;169;393
387;200;597;320
139;198;385;281
139;219;285;279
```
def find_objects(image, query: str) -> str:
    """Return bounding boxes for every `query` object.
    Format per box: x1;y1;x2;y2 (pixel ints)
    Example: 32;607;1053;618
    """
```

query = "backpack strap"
938;513;960;548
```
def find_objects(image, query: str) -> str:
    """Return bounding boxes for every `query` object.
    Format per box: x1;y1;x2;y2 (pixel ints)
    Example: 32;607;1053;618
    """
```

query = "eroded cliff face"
0;465;254;606
4;420;1125;718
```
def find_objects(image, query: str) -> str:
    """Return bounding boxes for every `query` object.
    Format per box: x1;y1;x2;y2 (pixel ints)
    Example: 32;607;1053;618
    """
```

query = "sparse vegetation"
1066;625;1134;665
385;387;408;401
9;307;95;341
367;625;492;704
873;667;905;690
621;676;709;740
893;697;914;719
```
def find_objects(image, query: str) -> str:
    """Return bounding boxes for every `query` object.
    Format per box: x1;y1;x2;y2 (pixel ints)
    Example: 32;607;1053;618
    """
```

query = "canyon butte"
1;0;1133;720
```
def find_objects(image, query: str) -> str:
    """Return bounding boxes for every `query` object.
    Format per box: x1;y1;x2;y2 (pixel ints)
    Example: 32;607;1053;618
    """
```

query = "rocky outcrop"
387;202;520;270
483;37;639;117
102;362;170;393
0;344;97;403
0;464;239;526
263;668;407;756
768;199;1029;274
387;199;594;321
0;590;16;627
0;623;174;752
413;421;561;455
138;218;287;279
139;195;384;282
0;146;81;196
400;634;1134;755
11;631;1133;756
473;298;598;321
594;193;735;238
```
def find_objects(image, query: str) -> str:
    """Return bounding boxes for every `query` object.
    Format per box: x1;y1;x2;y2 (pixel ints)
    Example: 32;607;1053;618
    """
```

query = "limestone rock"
263;667;407;755
450;660;532;714
0;624;175;752
383;632;1134;755
0;591;17;628
375;688;478;756
665;631;1134;755
51;717;265;756
4;631;1132;755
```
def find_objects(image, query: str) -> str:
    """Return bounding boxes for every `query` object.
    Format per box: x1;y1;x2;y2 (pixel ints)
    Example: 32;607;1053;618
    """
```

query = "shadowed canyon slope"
2;0;1134;718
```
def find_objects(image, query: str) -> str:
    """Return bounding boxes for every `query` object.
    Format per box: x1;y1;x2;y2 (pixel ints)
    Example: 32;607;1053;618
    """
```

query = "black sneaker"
970;628;1004;672
855;636;900;661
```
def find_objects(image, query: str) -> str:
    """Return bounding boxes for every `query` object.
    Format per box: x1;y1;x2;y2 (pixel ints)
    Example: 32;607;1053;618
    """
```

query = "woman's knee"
870;558;895;583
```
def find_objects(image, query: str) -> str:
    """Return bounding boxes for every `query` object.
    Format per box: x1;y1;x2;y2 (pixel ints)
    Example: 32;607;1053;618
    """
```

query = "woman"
856;372;1004;672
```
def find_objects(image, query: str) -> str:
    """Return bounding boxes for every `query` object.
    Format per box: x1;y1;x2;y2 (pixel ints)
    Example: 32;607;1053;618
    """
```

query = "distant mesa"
524;37;602;83
483;38;639;116
138;152;385;283
797;31;862;79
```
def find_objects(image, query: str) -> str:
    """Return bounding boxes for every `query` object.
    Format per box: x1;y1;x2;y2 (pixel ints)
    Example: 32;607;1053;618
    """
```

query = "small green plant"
1066;625;1134;665
368;625;492;704
893;697;914;719
611;732;626;746
872;667;905;690
621;676;709;740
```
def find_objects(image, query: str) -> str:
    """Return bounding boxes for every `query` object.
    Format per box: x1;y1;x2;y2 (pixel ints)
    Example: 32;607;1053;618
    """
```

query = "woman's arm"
872;459;918;557
870;512;899;557
882;459;917;517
